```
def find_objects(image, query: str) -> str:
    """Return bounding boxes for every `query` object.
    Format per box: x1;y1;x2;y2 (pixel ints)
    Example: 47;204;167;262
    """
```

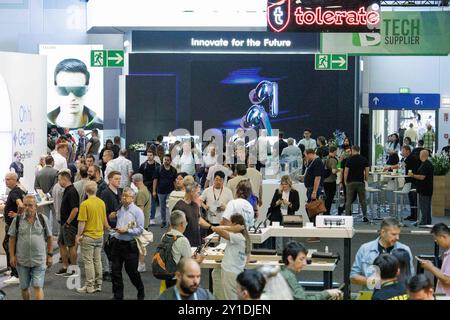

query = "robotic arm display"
241;81;279;136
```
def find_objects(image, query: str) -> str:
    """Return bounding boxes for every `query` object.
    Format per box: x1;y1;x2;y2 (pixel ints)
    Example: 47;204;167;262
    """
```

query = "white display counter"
260;178;309;223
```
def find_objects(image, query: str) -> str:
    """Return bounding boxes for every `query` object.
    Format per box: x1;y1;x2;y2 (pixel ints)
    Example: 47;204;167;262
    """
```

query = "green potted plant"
430;152;450;176
430;152;450;217
128;142;146;151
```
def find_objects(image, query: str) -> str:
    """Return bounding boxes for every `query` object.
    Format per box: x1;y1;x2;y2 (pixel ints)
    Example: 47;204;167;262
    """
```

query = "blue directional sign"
369;93;440;110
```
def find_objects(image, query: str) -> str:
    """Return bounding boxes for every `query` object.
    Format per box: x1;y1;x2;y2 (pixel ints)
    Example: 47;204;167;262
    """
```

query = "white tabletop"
249;226;355;244
381;174;409;179
37;200;54;207
200;259;336;271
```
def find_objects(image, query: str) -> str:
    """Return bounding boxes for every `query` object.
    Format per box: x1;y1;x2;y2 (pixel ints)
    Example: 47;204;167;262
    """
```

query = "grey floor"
1;206;449;300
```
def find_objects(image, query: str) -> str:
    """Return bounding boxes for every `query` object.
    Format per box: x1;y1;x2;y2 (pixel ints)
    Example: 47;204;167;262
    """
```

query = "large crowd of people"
0;125;448;301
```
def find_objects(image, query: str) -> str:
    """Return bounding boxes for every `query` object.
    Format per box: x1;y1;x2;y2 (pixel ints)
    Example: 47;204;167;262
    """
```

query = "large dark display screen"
127;53;356;143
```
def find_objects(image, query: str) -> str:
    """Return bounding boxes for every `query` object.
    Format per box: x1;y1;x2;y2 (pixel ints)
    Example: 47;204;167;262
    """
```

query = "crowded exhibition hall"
1;0;450;310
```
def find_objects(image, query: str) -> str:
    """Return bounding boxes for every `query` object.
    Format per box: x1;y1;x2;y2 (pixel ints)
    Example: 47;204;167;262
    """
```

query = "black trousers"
323;182;337;215
408;190;418;218
3;224;18;278
419;194;432;225
111;238;145;300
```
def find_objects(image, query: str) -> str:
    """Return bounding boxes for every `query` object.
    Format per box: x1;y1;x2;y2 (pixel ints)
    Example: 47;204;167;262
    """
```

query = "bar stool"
366;187;381;220
382;179;398;216
393;183;412;222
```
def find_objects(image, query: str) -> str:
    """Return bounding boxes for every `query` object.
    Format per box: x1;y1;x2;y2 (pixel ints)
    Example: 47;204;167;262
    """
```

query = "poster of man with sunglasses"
47;58;103;130
40;44;104;133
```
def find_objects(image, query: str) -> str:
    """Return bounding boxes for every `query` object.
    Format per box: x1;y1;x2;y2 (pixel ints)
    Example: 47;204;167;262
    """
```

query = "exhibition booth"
122;31;358;147
0;52;47;194
0;51;47;255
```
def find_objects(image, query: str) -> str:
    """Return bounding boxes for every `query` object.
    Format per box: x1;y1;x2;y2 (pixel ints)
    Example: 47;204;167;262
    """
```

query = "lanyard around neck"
213;187;223;202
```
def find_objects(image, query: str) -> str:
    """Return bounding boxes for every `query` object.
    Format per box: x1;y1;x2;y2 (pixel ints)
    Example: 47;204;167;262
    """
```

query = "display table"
260;179;309;223
195;246;338;292
248;226;354;244
250;226;354;299
205;226;354;298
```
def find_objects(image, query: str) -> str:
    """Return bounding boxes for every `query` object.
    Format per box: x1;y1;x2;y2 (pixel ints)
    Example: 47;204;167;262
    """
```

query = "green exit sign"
91;49;124;68
315;53;348;71
399;87;410;94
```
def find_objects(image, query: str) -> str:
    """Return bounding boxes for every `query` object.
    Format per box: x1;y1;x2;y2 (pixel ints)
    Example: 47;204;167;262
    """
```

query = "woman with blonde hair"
269;175;300;224
267;175;300;251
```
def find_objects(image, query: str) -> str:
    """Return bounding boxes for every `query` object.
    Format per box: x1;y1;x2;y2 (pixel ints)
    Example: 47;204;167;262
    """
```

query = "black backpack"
15;213;49;239
151;233;182;280
323;156;338;179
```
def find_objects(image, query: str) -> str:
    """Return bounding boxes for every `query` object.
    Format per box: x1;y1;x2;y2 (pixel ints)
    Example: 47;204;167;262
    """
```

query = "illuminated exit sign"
267;0;381;33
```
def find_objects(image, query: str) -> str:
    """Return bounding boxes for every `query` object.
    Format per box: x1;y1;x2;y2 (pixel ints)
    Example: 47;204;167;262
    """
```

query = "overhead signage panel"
369;93;440;110
267;0;381;33
131;31;319;54
321;11;450;55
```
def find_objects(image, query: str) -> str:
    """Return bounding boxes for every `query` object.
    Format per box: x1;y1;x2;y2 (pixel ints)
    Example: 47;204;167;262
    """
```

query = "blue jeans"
158;193;169;224
16;264;47;290
149;195;157;220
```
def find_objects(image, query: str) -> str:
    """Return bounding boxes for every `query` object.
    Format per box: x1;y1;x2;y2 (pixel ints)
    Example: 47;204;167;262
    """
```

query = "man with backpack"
323;146;338;215
8;195;52;300
152;210;204;288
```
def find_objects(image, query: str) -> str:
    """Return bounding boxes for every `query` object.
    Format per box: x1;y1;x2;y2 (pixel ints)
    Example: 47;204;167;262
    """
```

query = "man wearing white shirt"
173;143;201;176
404;123;418;147
231;128;246;146
257;129;270;170
51;143;68;171
205;155;233;188
298;129;317;151
200;171;234;227
102;150;115;183
203;145;217;169
105;149;133;188
202;145;218;187
221;179;255;228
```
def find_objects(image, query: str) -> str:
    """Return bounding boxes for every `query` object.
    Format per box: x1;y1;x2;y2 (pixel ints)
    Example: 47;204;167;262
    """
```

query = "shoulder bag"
305;198;326;220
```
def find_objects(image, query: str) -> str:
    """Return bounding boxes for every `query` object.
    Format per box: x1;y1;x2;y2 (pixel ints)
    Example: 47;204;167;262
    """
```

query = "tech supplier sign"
321;11;450;55
267;0;380;33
